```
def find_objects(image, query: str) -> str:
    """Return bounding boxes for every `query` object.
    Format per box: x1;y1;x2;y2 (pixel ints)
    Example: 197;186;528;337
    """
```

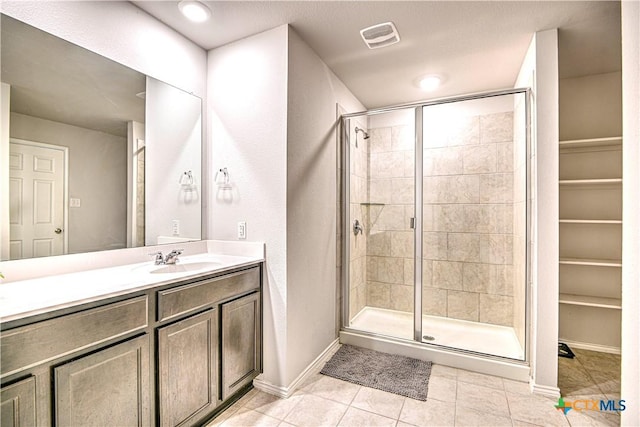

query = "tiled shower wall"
366;111;519;327
366;125;415;313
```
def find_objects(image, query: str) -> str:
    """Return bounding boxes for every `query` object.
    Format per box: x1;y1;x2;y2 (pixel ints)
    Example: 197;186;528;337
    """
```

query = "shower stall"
341;89;530;376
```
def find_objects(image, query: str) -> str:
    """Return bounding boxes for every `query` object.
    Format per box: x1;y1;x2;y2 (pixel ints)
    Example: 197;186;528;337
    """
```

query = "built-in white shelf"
559;293;622;310
559;219;622;224
559;178;622;186
559;136;622;149
559;257;622;268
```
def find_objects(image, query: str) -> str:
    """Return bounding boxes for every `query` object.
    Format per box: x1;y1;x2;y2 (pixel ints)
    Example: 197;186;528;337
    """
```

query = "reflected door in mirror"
9;140;67;259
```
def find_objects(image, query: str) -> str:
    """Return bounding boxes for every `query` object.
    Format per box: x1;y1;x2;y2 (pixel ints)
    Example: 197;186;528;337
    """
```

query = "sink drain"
422;335;435;341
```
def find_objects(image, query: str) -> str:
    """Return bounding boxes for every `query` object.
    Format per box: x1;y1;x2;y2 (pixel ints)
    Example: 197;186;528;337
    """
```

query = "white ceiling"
133;0;622;109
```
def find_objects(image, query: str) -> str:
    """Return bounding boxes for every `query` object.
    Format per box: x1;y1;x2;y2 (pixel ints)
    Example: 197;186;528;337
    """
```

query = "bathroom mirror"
0;14;202;260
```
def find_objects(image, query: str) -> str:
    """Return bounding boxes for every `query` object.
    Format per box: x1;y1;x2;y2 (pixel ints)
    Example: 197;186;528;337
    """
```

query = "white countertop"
0;241;264;323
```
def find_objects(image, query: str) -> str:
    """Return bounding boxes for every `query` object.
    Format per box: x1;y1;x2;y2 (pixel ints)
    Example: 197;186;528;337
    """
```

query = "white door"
9;140;67;259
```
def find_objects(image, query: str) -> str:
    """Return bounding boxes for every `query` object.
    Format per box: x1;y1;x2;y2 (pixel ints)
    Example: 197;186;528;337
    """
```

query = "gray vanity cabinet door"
54;334;150;427
158;309;218;427
221;292;261;399
1;376;37;427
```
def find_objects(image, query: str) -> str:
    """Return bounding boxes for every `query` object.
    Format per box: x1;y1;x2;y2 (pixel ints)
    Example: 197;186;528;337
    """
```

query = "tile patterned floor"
557;348;621;427
207;347;621;427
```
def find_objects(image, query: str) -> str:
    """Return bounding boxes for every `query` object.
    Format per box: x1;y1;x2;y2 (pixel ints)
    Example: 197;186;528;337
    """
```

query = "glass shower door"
344;109;416;341
420;93;527;360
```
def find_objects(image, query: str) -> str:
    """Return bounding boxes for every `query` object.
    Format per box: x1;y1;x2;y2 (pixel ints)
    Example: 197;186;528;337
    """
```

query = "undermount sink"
149;261;222;274
132;260;222;275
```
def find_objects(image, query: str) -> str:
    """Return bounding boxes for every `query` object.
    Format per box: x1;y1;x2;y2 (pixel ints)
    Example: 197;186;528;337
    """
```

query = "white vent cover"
360;22;400;49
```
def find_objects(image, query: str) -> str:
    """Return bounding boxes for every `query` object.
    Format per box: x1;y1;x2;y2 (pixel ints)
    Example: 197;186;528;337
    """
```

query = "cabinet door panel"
222;292;261;399
158;309;217;427
54;335;150;427
1;376;36;427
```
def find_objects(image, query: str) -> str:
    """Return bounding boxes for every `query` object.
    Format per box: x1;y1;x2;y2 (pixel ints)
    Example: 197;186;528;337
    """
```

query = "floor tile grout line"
397;395;408;425
346;398;403;422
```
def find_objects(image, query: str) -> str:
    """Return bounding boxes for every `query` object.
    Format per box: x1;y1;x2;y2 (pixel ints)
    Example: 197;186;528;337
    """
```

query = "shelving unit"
558;136;622;352
559;258;622;268
559;293;622;310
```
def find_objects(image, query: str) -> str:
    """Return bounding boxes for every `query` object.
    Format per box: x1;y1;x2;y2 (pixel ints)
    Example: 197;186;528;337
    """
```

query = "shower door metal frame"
341;87;532;362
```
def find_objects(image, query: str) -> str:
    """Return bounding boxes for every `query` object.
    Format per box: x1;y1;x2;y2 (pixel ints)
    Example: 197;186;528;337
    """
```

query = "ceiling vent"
360;22;400;49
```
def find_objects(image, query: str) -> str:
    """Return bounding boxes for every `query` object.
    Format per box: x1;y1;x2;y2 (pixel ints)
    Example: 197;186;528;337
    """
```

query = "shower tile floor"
207;345;621;426
350;306;524;360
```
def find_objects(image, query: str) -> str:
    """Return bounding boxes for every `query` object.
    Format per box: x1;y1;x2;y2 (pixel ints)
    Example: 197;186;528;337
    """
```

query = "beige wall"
560;71;622;140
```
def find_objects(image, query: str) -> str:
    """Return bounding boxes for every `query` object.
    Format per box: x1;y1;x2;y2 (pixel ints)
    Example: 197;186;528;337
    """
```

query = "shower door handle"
410;217;415;229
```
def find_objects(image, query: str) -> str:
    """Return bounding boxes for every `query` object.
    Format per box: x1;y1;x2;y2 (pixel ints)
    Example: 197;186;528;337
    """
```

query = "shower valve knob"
353;219;363;236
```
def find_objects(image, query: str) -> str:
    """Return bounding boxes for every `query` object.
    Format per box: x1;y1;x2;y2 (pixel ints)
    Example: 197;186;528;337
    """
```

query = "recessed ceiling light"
178;1;211;23
418;75;442;91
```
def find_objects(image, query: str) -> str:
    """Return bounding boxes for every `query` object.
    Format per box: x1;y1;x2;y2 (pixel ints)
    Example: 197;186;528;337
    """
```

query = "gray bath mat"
320;345;432;400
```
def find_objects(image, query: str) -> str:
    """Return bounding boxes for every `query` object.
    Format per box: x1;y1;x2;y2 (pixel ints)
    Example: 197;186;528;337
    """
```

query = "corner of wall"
621;1;640;425
0;83;10;260
531;28;560;393
207;24;290;388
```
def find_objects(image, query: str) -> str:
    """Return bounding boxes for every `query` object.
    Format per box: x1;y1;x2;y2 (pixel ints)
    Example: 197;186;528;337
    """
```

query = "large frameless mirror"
0;14;202;260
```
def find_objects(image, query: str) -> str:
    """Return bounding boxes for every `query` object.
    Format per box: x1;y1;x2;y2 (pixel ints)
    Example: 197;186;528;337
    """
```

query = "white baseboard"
559;339;621;355
253;338;340;399
530;382;561;398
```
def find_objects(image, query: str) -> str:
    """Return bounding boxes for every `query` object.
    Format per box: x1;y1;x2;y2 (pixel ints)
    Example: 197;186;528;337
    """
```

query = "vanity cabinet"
158;309;218;427
0;263;263;427
1;296;150;427
54;335;150;426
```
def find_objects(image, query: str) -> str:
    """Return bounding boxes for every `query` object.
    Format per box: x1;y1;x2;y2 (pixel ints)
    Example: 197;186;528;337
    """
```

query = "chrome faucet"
164;249;184;265
148;249;183;265
149;251;164;265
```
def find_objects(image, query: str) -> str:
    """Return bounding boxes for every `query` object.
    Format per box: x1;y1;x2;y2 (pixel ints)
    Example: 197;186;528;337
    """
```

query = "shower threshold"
350;306;524;360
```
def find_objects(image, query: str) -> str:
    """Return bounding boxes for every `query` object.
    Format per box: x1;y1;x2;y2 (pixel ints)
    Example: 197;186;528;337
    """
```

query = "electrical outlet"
238;221;246;239
172;220;180;236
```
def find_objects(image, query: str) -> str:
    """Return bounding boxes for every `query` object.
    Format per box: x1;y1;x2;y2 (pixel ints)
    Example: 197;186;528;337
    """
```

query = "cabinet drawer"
158;267;259;322
1;296;148;378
